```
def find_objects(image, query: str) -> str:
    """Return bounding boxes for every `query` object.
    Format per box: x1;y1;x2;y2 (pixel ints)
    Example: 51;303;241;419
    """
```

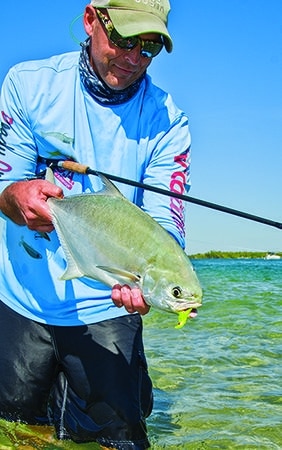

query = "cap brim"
108;9;173;53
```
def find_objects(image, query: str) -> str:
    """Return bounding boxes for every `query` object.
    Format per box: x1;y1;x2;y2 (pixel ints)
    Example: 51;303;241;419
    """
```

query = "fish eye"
172;286;182;298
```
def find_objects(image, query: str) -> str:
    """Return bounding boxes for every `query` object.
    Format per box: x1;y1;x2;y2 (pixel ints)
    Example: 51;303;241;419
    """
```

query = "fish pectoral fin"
96;266;141;283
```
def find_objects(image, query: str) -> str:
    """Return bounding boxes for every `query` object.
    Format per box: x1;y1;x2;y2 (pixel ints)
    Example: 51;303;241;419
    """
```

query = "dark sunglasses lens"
110;26;163;58
141;41;163;58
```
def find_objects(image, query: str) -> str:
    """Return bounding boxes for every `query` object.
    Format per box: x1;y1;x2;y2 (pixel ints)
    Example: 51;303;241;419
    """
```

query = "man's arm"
0;179;63;232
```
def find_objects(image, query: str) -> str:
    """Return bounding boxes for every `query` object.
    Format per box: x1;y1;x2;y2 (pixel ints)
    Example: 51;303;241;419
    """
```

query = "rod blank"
53;160;282;230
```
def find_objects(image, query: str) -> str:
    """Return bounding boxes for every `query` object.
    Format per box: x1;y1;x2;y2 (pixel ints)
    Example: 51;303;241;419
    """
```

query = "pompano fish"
47;174;203;328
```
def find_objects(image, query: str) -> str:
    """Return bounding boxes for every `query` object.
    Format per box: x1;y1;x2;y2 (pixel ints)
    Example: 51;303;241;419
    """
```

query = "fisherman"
0;1;191;449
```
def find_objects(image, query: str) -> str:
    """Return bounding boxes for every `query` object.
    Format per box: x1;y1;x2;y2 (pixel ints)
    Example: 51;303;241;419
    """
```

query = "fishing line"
50;160;282;231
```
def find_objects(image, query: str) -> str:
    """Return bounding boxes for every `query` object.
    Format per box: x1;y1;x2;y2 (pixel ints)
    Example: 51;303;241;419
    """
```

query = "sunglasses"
96;9;163;58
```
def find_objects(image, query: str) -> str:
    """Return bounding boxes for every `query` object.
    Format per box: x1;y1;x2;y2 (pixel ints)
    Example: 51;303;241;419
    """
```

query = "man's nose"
124;45;142;65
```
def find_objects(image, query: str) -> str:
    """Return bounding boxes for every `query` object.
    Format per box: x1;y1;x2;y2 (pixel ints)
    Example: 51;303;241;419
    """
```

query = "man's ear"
84;5;96;36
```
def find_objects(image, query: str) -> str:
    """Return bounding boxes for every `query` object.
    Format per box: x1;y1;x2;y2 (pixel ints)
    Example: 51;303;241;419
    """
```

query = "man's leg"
0;301;58;424
51;315;153;450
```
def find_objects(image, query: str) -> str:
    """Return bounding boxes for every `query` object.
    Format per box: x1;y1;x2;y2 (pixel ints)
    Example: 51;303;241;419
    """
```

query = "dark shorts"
0;301;153;449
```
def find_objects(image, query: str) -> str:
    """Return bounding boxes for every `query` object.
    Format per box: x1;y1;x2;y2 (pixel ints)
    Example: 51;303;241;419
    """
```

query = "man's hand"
0;179;63;232
111;284;150;315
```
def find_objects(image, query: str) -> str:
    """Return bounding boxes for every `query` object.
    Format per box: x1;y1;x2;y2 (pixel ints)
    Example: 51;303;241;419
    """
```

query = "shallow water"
145;259;282;449
0;259;281;449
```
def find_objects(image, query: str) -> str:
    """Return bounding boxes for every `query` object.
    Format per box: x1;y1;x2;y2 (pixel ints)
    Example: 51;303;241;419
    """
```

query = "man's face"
84;6;158;90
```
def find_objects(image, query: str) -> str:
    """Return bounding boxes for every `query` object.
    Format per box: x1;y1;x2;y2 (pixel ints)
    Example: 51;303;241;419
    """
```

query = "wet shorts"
0;301;153;449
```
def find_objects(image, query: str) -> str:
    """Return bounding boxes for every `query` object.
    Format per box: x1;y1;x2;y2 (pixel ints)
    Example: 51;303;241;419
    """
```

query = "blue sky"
1;0;281;254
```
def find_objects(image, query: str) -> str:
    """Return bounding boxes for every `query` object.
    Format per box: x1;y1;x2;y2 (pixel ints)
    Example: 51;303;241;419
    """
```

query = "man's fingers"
111;284;150;315
130;288;150;315
111;284;123;307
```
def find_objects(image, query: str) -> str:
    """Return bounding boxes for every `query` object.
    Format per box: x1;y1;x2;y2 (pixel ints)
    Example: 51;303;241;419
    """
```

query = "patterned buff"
79;38;145;105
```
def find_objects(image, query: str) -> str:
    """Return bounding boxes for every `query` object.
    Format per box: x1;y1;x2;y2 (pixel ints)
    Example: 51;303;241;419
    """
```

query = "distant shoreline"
189;251;282;259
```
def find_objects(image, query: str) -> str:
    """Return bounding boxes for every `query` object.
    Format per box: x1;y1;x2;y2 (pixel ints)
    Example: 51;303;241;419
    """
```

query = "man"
0;1;191;449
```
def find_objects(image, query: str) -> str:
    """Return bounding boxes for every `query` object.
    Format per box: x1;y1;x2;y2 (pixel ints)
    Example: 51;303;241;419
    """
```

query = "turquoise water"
145;259;282;449
0;259;281;449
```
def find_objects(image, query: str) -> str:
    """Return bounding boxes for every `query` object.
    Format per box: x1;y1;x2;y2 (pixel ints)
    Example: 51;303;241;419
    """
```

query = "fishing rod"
51;160;282;231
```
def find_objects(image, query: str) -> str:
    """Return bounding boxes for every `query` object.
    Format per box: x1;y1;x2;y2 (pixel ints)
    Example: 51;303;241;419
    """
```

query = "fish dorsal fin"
45;166;123;198
45;167;55;184
96;173;125;198
96;265;141;283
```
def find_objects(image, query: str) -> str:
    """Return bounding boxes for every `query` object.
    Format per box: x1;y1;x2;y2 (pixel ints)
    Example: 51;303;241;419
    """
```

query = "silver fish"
41;131;74;145
35;231;51;241
19;237;42;259
48;175;203;328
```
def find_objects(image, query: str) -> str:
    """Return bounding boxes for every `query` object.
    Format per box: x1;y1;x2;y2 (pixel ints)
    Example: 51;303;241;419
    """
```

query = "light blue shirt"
0;50;191;325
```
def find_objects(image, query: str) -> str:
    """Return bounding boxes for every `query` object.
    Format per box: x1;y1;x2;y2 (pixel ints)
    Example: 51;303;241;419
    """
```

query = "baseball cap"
90;0;173;53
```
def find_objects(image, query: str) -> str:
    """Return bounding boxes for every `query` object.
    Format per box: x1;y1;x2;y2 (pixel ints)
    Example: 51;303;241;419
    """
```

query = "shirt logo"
169;148;190;238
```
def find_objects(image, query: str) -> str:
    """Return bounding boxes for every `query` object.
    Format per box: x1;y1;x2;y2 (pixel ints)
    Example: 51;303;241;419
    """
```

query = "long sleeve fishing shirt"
0;50;191;325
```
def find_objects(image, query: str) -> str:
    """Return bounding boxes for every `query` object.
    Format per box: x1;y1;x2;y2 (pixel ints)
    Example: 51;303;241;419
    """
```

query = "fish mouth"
177;302;202;319
189;308;198;319
176;301;202;312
